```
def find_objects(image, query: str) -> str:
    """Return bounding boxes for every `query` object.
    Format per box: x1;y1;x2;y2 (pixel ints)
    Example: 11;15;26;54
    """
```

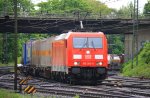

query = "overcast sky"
31;0;148;12
101;0;147;12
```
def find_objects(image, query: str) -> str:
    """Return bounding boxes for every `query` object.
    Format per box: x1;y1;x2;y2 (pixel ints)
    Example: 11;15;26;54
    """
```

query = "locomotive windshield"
73;37;102;48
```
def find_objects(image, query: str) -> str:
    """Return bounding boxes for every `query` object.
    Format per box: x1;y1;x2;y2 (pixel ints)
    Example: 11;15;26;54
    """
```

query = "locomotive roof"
55;31;104;40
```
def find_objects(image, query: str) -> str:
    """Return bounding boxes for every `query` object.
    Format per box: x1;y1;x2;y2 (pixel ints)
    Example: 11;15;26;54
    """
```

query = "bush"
122;43;150;78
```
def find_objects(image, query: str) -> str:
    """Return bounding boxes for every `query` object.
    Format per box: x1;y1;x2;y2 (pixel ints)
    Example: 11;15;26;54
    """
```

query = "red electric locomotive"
22;31;108;84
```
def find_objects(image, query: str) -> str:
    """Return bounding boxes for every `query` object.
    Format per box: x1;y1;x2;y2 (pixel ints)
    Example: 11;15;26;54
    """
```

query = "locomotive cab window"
73;37;103;48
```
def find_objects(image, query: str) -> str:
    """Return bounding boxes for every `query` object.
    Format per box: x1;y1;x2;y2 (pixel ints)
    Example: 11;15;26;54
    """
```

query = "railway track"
0;66;14;75
104;75;150;89
0;66;13;70
0;73;150;98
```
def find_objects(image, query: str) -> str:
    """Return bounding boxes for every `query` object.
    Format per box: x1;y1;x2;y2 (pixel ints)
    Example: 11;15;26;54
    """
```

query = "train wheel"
54;72;57;81
51;73;54;80
57;72;61;82
60;73;63;82
62;73;66;83
62;74;67;83
68;76;75;85
68;76;72;84
33;68;35;76
35;69;39;77
65;75;70;84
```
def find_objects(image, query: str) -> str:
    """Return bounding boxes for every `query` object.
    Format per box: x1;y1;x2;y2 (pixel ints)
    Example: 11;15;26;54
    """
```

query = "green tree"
107;34;124;54
0;0;34;15
143;1;150;16
0;0;35;63
37;0;112;15
117;2;134;18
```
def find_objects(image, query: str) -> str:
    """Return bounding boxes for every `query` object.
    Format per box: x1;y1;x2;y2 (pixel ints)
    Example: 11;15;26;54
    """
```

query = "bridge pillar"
137;29;150;51
124;29;150;62
124;34;133;62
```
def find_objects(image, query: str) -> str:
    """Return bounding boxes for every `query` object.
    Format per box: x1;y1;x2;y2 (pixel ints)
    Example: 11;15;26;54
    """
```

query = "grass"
122;43;150;78
74;95;80;98
0;89;43;98
0;89;80;98
0;89;45;98
0;89;23;98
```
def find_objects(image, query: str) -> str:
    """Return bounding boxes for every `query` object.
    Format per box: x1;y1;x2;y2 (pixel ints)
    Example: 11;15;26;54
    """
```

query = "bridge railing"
0;11;150;19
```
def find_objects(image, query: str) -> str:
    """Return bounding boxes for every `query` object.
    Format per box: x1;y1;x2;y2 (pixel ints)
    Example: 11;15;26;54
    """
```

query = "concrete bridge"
0;12;150;34
0;14;150;61
125;28;150;61
0;17;132;34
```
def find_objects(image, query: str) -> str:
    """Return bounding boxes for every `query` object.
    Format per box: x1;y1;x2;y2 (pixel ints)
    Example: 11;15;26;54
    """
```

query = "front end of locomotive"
67;32;108;83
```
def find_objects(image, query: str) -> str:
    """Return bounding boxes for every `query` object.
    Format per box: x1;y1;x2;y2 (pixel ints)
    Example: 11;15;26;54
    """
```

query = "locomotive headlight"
96;62;103;66
95;55;103;59
86;50;90;54
74;61;80;66
74;62;78;65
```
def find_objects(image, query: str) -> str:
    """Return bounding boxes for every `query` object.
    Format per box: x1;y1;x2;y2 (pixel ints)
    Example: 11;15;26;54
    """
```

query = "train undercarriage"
19;66;107;84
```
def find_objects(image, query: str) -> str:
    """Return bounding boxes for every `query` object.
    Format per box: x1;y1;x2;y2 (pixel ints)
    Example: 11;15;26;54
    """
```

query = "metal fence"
0;11;150;19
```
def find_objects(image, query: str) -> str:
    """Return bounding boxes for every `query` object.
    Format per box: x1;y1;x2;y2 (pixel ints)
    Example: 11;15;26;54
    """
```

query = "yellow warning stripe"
19;76;32;85
32;89;37;93
23;80;28;85
28;86;36;94
24;86;32;92
19;79;26;85
24;85;36;94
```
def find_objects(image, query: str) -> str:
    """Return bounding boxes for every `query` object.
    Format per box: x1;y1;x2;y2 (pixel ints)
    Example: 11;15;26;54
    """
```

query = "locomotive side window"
73;37;102;48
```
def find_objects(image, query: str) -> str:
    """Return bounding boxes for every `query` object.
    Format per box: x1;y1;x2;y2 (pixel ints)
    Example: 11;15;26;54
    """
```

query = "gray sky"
31;0;148;12
101;0;147;12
